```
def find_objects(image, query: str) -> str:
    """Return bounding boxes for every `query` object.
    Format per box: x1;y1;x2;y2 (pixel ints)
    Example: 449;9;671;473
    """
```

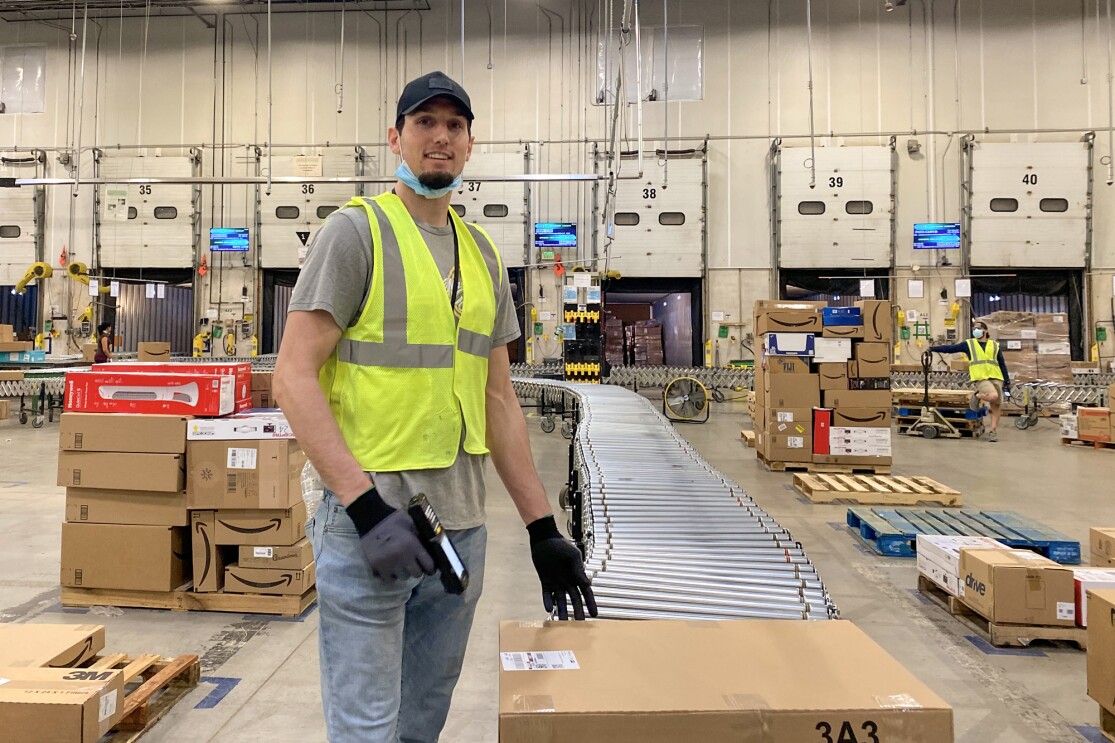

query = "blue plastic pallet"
845;507;1081;564
895;406;984;420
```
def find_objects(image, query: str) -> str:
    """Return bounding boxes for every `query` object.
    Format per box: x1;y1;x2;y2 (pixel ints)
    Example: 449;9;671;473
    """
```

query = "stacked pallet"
628;320;664;366
975;310;1072;385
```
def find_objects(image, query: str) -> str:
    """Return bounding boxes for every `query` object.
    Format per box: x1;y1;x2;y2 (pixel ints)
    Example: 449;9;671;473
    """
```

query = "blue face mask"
395;160;462;199
972;328;984;339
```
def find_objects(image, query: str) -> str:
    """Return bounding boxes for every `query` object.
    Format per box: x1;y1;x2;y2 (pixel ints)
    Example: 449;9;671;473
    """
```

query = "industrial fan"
663;376;710;424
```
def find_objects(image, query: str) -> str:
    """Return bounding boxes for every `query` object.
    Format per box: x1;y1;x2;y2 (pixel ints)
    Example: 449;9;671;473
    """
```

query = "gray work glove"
346;487;436;581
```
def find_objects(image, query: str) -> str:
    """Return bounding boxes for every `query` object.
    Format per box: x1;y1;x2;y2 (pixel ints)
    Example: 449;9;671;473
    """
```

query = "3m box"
958;548;1076;626
186;412;294;441
190;511;229;593
753;310;822;335
59;413;190;454
817;363;849;390
186;439;306;509
225;563;316;596
101;362;251;412
1078;407;1112;443
762;374;820;409
757;432;813;463
238;539;314;570
763;356;810;374
763;333;815;357
137;342;171;362
0;666;124;743
916;535;1009;597
852;343;891;378
823;389;893;409
498;619;953;743
65;370;235;417
57;451;185;493
821;325;864;339
1091;528;1115;567
1087;589;1115;714
1073;569;1115;626
0;624;105;668
60;523;189;592
65;488;188;527
212;501;307;546
855;299;893;342
831;407;891;428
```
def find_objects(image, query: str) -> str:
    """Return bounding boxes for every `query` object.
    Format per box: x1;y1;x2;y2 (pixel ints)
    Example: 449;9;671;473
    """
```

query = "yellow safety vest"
966;338;1003;382
319;193;504;471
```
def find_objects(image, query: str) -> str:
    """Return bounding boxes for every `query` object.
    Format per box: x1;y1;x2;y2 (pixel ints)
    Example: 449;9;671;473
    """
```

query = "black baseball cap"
397;71;474;122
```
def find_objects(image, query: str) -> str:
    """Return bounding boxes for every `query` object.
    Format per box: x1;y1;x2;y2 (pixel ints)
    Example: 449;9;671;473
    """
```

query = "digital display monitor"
210;227;250;252
913;222;961;250
534;222;577;249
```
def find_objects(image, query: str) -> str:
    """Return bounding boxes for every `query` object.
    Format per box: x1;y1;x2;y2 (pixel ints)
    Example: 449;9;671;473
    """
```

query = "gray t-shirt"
288;205;521;529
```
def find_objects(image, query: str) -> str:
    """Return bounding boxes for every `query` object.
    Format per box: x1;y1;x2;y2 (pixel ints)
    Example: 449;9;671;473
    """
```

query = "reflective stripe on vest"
966;338;1003;381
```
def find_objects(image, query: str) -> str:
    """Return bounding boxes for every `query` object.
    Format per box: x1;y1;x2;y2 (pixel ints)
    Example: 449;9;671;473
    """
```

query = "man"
930;321;1011;442
274;71;596;743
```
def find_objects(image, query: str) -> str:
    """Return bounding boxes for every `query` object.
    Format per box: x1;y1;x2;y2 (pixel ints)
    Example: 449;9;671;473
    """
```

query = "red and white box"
98;362;252;412
1073;568;1115;626
66;370;236;416
812;407;832;455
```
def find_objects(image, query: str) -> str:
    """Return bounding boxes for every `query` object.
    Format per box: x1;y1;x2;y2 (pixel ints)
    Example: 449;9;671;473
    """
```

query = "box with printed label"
225;562;316;596
855;299;893;343
1087;589;1115;715
829;428;892;454
823;389;893;409
822;307;862;326
1078;407;1112;443
958;548;1076;626
186;439;306;509
831;407;890;428
821;324;864;339
0;624;105;668
916;535;1009;597
757;432;813;463
238;538;314;570
57;451;185;492
212;500;307;546
1059;414;1078;439
762;355;810;374
762;407;814;426
1073;569;1115;626
1091;528;1115;567
65;371;235;417
190;510;230;592
0;666;125;743
498;619;953;743
767;419;811;438
60;523;189;592
186;412;294;441
851;342;891;378
817;363;849;390
763;333;815;357
753;309;822;335
829;443;892;457
762;374;820;409
65;488;187;527
812;337;852;363
137;342;171;362
100;362;251;412
59;413;190;454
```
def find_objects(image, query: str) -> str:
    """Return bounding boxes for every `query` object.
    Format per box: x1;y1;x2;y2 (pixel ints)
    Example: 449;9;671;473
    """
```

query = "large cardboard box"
498;619;953;743
812;338;853;363
238;539;314;570
0;323;13;342
1087;589;1115;714
831;407;891;427
958;548;1076;626
0;341;33;352
187;439;306;509
823;389;893;409
225;562;315;596
855;299;893;342
753;310;822;335
212;501;307;546
59;413;190;454
190;511;229;593
64;370;235;417
1074;569;1115;626
852;342;891;378
65;488;188;527
57;451;185;493
916;535;1009;597
60;523;189;591
1078;407;1112;443
817;362;849;390
762;374;820;409
137;341;171;362
1091;528;1115;567
762;355;810;374
829;427;891;456
0;624;105;668
757;432;813;463
81;343;98;362
0;666;125;743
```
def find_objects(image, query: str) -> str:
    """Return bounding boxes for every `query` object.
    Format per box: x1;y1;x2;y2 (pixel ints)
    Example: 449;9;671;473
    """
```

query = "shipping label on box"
65;488;188;527
57;451;185;493
61;523;189;592
59;413;190;454
225;562;315;596
65;371;235;417
1073;569;1115;626
237;538;314;570
187;439;306;509
0;666;124;743
212;500;307;546
959;548;1075;626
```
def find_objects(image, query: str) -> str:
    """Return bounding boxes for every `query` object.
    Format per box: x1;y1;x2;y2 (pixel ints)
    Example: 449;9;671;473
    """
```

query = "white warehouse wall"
1;0;1113;361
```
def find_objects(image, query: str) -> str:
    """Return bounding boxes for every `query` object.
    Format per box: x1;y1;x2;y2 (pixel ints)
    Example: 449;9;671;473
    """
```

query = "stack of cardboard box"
186;412;314;599
603;313;625;368
630;320;664;366
753;300;893;469
976;310;1073;384
1061;393;1114;445
0;323;35;362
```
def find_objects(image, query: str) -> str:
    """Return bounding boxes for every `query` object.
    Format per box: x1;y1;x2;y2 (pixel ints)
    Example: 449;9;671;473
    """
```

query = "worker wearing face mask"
930;321;1011;442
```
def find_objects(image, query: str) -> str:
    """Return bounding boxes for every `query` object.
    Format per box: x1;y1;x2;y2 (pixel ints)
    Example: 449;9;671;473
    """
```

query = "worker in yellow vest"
930;321;1011;442
274;72;596;742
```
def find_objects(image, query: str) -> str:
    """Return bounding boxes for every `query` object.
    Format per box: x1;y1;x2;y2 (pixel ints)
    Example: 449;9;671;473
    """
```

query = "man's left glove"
527;515;598;621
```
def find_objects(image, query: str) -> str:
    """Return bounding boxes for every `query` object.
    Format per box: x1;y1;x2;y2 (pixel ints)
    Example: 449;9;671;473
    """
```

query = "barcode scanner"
408;493;469;595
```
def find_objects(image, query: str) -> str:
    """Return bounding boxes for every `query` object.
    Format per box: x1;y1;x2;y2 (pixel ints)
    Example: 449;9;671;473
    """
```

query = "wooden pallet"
757;451;891;475
917;575;1087;649
740;429;756;448
1062;437;1115;451
61;584;317;617
794;473;962;506
98;653;200;741
892;388;974;408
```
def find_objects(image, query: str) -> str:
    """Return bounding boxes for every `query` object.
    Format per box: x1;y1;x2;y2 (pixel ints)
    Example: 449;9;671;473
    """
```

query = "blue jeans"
308;492;487;743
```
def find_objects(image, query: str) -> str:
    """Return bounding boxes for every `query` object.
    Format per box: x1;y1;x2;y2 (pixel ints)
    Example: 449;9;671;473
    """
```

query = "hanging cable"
1107;0;1114;184
266;0;273;196
662;0;668;187
335;1;345;114
805;0;817;189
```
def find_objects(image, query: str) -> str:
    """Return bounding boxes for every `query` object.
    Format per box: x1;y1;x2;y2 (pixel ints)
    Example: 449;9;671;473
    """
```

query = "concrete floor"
0;398;1110;743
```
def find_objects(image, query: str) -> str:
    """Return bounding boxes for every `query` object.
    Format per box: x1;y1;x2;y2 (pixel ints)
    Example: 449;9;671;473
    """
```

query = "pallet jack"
905;350;963;440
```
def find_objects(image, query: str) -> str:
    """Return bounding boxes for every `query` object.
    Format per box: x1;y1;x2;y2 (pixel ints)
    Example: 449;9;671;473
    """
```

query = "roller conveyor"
512;378;840;621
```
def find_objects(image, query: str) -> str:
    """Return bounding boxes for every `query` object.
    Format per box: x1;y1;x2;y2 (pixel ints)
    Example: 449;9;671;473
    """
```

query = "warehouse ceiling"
0;0;429;24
